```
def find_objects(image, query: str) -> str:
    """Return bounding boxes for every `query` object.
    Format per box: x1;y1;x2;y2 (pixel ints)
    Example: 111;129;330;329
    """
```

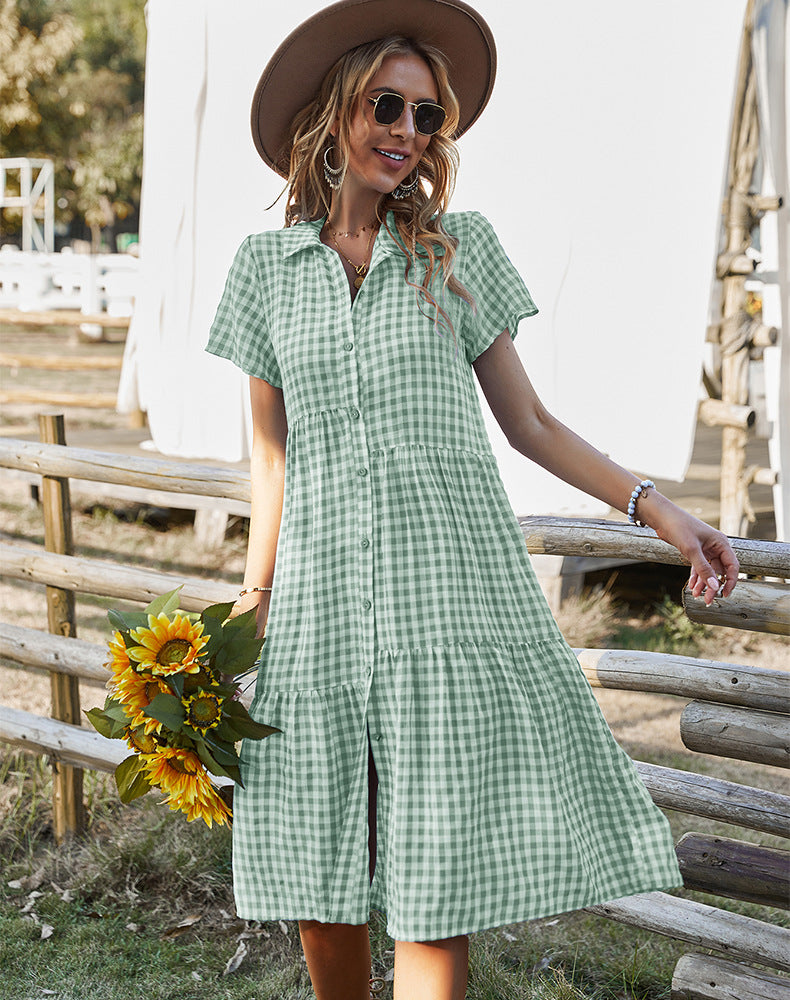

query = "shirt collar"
282;211;406;260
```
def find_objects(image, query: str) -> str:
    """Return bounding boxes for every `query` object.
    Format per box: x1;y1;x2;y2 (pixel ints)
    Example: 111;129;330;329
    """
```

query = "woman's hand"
229;591;270;639
640;493;740;606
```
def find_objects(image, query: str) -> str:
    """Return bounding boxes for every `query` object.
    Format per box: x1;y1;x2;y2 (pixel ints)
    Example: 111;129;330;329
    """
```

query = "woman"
205;2;739;998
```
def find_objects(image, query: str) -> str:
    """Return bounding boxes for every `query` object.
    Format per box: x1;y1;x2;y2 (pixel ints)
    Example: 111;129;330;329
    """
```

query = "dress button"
360;537;370;548
374;733;382;742
358;467;368;477
349;406;359;418
343;341;354;351
362;598;372;610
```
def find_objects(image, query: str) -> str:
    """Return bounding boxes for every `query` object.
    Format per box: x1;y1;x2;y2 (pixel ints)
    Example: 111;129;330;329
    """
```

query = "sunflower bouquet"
86;586;280;828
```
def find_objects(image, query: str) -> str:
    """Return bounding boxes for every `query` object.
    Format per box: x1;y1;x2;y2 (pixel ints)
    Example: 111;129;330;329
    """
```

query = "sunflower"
112;667;171;735
127;613;208;676
104;630;131;690
183;692;223;734
125;726;159;755
141;748;232;828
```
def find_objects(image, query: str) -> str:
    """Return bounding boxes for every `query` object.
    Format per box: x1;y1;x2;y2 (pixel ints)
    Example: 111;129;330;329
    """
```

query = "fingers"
719;545;740;598
686;538;740;605
686;554;719;605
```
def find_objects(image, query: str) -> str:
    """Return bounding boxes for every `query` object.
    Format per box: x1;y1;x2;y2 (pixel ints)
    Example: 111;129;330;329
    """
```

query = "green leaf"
231;716;281;740
167;673;185;699
108;608;149;632
103;699;132;724
115;755;151;803
203;736;241;766
213;720;243;743
142;692;185;731
222;606;258;630
109;717;129;739
201;600;236;624
223;699;282;739
211;633;265;675
84;707;117;739
193;739;232;779
200;605;256;661
223;764;243;787
144;587;184;618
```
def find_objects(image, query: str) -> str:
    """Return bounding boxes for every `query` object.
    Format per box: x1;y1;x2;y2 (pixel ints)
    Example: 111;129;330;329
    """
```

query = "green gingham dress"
205;210;684;942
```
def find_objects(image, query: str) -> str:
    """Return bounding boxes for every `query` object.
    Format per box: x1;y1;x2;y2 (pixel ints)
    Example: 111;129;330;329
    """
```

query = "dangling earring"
323;146;344;189
392;167;419;200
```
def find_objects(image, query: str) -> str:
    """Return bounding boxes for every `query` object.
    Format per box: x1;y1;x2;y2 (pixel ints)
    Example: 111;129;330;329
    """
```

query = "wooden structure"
706;0;783;536
0;315;143;425
0;158;54;252
0;309;130;329
0;420;788;997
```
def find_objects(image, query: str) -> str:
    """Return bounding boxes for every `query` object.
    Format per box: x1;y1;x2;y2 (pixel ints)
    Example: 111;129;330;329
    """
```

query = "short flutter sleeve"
205;235;283;388
458;211;538;364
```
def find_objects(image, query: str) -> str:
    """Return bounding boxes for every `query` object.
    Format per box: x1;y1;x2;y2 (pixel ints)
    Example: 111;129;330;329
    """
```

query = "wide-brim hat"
251;0;497;177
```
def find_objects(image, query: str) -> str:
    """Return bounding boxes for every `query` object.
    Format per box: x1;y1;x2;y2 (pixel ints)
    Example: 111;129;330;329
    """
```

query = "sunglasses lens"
373;93;405;125
416;104;446;135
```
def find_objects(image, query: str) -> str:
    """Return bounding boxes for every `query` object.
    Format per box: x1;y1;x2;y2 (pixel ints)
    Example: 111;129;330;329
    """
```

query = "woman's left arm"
473;330;740;607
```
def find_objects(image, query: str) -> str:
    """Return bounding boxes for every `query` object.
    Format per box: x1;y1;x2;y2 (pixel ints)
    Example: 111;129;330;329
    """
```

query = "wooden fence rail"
3;621;789;841
1;543;236;608
1;425;788;999
519;514;790;577
0;438;250;501
3;439;790;572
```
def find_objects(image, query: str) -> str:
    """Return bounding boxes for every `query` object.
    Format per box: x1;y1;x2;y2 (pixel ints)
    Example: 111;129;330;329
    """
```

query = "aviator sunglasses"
367;92;447;136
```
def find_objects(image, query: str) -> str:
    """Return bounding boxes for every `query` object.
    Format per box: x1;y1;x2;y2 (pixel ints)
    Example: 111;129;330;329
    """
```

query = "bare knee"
396;933;468;950
299;919;368;937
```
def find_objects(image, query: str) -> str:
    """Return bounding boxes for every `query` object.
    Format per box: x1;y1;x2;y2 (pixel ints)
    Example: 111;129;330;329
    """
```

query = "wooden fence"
0;308;144;427
0;420;788;1000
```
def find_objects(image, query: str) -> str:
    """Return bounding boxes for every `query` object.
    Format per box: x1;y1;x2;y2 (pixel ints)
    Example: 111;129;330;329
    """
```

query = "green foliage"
0;0;146;246
145;587;185;618
610;596;709;656
114;754;151;803
142;692;186;731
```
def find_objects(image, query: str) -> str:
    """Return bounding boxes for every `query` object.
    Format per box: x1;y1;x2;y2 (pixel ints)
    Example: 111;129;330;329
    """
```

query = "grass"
2;736;788;1000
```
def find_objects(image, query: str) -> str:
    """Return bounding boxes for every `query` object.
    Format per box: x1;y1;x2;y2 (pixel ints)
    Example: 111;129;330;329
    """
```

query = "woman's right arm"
232;375;288;638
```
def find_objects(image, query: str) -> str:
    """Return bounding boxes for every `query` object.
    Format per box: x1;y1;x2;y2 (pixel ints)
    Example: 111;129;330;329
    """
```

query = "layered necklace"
326;218;379;289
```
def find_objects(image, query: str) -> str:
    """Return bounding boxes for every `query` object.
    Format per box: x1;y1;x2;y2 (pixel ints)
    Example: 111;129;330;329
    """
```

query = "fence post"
38;412;86;839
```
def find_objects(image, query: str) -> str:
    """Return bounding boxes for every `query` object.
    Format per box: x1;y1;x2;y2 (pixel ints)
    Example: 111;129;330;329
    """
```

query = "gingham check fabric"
205;211;683;942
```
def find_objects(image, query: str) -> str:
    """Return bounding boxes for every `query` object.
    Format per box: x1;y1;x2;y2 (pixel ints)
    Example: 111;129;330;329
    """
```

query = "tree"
0;0;145;249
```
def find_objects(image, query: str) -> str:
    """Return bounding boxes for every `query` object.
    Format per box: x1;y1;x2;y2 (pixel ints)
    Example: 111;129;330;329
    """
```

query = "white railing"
0;246;138;316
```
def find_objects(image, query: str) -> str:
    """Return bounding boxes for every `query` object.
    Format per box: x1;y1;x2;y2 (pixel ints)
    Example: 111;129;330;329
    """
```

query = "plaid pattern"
205;211;683;942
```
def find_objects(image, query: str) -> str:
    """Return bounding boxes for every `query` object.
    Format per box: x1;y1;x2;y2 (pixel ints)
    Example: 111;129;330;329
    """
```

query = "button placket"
343;301;375;693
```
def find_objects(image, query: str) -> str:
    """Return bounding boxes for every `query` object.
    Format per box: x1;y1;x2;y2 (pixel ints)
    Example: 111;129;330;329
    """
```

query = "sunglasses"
367;92;446;136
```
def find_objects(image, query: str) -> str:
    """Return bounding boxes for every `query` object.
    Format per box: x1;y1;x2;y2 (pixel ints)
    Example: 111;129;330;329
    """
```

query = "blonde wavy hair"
283;35;475;350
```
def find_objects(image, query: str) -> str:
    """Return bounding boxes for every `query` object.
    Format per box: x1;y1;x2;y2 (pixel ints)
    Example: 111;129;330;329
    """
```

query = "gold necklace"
328;218;377;239
328;223;378;288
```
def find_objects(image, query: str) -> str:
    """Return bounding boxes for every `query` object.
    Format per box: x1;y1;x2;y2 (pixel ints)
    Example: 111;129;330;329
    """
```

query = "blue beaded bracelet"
627;479;655;527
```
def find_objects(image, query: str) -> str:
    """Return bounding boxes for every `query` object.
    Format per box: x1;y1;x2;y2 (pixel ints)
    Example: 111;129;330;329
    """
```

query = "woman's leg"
298;920;372;1000
299;734;380;999
393;935;469;1000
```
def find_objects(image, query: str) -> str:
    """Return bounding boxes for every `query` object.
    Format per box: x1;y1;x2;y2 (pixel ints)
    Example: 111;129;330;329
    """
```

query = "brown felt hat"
251;0;497;177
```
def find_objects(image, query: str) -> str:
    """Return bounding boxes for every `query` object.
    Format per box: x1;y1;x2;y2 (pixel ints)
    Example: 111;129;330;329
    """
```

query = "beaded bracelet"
627;479;655;527
238;586;272;597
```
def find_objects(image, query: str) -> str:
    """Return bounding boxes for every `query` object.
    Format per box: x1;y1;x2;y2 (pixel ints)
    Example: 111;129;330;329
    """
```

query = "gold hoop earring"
323;146;344;189
392;167;419;200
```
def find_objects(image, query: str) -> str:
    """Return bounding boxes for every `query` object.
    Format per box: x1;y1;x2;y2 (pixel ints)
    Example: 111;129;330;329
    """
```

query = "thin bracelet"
627;479;655;527
238;586;272;597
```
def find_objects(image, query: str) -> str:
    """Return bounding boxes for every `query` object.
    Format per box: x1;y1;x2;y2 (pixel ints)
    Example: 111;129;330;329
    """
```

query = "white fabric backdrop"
120;0;745;517
751;0;789;540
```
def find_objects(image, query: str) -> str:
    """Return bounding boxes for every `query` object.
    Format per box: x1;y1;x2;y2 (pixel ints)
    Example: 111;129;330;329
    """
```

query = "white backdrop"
120;0;746;518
